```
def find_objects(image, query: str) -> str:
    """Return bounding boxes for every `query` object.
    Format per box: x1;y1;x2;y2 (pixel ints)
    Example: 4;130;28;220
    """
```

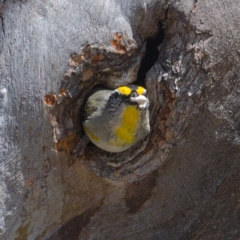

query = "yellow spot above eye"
136;86;146;95
113;106;139;146
117;86;132;96
83;126;99;142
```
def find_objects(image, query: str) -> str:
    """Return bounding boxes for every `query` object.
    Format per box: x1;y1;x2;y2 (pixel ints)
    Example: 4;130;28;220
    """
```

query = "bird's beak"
130;95;149;109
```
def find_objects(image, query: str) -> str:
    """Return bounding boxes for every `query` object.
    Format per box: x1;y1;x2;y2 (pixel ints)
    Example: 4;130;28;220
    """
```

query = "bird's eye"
109;91;121;104
112;92;119;100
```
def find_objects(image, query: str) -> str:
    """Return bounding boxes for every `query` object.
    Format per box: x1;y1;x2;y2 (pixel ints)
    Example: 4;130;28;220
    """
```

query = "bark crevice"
136;22;165;86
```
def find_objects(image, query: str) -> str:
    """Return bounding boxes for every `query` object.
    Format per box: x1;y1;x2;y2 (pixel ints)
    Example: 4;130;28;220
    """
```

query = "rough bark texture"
1;0;240;239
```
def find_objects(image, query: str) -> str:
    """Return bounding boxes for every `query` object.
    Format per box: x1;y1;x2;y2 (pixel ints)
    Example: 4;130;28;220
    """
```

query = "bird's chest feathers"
113;105;139;145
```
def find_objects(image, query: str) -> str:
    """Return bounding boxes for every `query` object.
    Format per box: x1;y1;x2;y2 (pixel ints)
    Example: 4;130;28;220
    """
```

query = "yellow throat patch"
113;105;139;146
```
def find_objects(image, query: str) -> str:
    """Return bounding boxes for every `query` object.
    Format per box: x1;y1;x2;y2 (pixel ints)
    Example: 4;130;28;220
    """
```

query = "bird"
82;85;150;152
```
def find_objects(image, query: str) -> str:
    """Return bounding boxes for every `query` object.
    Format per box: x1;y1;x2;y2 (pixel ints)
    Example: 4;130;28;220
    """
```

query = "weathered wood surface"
1;0;240;239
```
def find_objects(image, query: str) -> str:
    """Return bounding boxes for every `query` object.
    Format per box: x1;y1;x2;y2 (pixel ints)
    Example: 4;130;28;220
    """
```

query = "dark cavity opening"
136;22;165;86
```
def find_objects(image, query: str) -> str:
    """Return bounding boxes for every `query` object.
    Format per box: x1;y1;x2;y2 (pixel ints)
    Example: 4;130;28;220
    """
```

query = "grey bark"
1;0;240;239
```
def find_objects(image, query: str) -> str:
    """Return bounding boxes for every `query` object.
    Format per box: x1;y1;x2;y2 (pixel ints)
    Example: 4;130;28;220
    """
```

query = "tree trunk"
1;0;240;239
